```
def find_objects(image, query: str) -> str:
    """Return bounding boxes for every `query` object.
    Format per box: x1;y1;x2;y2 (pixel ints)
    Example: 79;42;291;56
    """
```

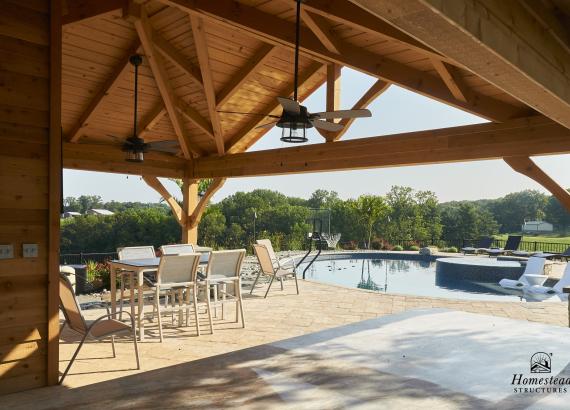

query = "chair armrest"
86;310;136;334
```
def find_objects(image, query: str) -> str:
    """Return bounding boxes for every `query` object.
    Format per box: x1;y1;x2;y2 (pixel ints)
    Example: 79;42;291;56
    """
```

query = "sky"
64;68;570;204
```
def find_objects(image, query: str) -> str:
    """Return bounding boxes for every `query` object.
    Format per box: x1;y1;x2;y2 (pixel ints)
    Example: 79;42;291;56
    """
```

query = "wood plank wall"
0;0;60;394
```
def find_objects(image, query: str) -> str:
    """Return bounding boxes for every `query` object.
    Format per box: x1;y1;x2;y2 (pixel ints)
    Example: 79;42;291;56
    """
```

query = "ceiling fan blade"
217;110;280;119
311;119;344;132
277;97;300;115
311;109;372;120
255;121;278;129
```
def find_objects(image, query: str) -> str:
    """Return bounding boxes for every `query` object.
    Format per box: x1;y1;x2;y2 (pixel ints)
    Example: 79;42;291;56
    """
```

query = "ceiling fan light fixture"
122;137;148;163
280;124;308;143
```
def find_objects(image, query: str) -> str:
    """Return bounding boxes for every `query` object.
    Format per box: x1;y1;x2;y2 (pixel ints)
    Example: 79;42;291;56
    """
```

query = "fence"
59;252;117;265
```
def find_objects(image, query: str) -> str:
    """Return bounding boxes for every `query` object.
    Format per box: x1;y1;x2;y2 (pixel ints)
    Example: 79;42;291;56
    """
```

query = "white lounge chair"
498;257;548;290
252;244;299;298
524;262;570;300
118;246;156;260
159;244;195;255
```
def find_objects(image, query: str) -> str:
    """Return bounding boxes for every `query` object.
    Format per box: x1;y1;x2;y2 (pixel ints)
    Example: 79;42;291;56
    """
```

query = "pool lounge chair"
524;262;570;300
461;237;493;255
483;235;522;257
498;257;548;290
522;246;570;261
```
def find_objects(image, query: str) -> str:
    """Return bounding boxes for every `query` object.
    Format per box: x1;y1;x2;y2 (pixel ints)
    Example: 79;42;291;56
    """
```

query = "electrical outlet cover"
22;243;39;258
0;244;14;259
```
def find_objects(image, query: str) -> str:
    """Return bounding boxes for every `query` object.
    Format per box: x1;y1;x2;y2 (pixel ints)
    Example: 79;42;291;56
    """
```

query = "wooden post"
182;178;198;244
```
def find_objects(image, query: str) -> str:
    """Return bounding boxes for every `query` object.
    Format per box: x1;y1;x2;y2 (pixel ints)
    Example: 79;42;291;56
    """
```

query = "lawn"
496;234;570;245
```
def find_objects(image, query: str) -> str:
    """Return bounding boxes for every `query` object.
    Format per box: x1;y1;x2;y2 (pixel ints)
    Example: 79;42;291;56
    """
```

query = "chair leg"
111;335;116;358
250;271;261;295
130;316;141;370
294;273;299;295
192;286;200;336
221;283;226;320
205;282;214;334
155;288;164;342
264;275;275;299
119;275;125;321
237;278;245;328
59;332;90;384
280;277;284;291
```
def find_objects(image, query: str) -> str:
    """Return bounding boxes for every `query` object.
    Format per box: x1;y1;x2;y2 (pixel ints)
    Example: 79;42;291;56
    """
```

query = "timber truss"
62;0;570;219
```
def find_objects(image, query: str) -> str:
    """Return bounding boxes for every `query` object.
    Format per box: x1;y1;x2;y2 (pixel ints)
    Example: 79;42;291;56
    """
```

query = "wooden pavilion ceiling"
61;0;541;162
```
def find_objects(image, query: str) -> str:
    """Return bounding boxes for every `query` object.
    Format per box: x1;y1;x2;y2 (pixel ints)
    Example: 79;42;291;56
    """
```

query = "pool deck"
2;278;568;409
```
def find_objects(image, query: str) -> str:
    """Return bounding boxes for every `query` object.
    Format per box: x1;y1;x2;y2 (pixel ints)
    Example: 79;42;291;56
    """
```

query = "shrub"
370;239;383;250
443;246;458;253
408;245;420;251
341;240;358;250
85;260;111;291
393;245;404;251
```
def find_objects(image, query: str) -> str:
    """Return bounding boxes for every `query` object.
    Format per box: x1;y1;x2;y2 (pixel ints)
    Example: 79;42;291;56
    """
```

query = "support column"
182;178;199;244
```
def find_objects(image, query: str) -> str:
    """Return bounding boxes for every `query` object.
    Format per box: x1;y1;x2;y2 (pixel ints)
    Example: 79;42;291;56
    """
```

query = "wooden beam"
142;176;185;226
188;178;226;228
216;44;275;109
175;98;214;140
320;63;341;141
132;7;196;158
190;15;224;154
504;156;570;213
301;9;341;54
181;177;198;244
62;0;126;26
332;79;390;141
63;142;186;178
161;0;525;123
351;0;570;129
520;0;570;55
152;29;203;88
225;63;324;154
189;116;570;178
67;39;140;142
138;103;166;138
430;58;468;103
48;0;63;387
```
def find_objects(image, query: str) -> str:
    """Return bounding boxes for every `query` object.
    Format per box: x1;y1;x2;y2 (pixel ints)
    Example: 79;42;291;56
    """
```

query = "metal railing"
60;252;117;265
462;239;569;254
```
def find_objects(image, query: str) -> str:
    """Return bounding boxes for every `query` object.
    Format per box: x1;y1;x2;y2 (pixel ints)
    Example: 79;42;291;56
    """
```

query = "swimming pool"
298;256;523;301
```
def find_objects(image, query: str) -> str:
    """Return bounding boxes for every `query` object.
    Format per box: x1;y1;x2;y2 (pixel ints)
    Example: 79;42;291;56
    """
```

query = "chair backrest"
523;257;546;276
206;249;246;279
256;239;278;263
160;244;195;256
59;273;87;334
562;246;570;257
553;263;570;293
118;246;155;260
253;244;276;276
504;235;522;251
478;237;493;248
157;254;201;284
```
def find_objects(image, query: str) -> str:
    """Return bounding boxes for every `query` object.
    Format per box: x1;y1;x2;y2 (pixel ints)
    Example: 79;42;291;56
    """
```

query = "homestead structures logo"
512;352;569;394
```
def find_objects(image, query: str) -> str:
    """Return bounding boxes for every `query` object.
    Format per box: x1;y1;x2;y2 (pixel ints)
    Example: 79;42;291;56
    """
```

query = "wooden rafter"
504;156;570;212
351;0;570;128
63;0;126;26
189;117;570;178
331;79;390;142
188;178;226;228
138;103;166;139
161;0;524;123
67;39;140;142
176;98;214;139
430;58;469;103
225;63;324;154
152;29;203;88
520;0;570;55
190;15;224;154
132;7;198;158
301;9;341;54
142;176;186;225
216;43;276;109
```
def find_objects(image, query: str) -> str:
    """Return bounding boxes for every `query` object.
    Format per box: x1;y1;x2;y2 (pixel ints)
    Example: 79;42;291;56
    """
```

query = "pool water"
299;258;523;301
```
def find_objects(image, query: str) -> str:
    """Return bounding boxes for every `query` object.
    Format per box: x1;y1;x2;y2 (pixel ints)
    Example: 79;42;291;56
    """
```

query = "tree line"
61;187;569;253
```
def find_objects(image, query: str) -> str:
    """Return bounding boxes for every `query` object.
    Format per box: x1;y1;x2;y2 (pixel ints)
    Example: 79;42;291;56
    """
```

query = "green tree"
351;195;389;249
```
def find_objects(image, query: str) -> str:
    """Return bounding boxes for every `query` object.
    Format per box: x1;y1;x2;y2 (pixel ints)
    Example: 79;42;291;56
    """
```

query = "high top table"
109;255;209;340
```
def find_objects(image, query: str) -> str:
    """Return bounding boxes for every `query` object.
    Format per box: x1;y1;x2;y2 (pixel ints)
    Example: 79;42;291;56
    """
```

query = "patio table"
109;254;209;340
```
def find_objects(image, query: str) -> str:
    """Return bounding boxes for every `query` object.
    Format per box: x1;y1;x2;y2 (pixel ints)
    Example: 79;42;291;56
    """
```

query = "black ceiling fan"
217;0;371;143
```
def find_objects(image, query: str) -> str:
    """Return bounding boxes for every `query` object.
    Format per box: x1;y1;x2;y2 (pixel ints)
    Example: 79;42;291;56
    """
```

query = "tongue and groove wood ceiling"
62;0;537;160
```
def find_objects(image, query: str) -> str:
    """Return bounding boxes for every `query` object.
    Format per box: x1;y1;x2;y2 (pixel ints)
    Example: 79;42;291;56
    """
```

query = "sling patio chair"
520;246;570;261
159;244;195;255
59;273;140;384
482;235;522;257
204;249;246;329
252;243;299;298
461;237;493;255
116;246;157;317
256;239;296;269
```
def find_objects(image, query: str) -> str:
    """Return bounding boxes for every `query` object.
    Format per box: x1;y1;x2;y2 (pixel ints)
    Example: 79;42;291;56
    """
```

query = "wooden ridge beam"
216;44;275;109
504;156;570;213
225;63;324;154
67;39;140;142
142;176;185;226
138;103;166;138
63;142;186;178
331;79;390;142
63;0;127;26
189;116;570;178
301;9;341;54
190;15;224;154
351;0;570;129
188;178;226;228
152;29;203;88
161;0;525;123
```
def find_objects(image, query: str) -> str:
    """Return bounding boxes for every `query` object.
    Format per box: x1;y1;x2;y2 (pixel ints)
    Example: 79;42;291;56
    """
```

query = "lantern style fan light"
217;0;372;143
